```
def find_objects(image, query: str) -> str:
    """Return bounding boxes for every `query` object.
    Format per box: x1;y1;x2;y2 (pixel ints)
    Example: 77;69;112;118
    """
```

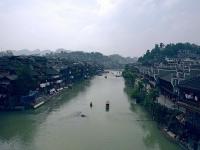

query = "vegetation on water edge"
122;65;137;86
122;65;180;130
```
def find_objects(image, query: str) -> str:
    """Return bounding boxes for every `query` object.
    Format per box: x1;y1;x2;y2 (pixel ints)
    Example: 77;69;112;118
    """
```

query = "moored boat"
106;100;110;111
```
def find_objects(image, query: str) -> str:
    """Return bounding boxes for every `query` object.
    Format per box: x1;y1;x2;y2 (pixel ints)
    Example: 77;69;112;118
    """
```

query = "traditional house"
0;73;18;107
177;76;200;149
45;67;62;93
177;77;200;131
20;91;39;108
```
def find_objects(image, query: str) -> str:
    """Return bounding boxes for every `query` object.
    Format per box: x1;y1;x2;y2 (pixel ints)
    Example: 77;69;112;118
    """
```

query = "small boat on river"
106;101;110;111
90;102;93;108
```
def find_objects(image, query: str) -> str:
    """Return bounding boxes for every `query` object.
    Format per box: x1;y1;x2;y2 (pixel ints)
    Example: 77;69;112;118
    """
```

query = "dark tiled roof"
158;69;175;82
190;65;200;69
159;74;172;82
158;69;176;76
6;75;18;80
189;70;200;78
45;67;58;75
0;74;18;81
179;76;200;91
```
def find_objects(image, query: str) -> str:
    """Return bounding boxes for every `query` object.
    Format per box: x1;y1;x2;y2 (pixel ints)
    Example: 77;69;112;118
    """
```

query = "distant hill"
46;51;137;69
1;49;137;69
10;49;52;56
109;54;137;64
1;49;70;56
138;43;200;65
55;48;71;53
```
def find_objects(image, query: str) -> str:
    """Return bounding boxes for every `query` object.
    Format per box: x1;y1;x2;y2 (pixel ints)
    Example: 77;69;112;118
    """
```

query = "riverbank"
0;86;68;111
0;78;93;111
126;84;189;150
122;67;187;149
122;64;200;150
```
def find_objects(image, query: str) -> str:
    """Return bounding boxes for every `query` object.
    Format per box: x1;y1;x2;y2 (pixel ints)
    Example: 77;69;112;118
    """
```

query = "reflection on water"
124;85;179;150
0;72;180;150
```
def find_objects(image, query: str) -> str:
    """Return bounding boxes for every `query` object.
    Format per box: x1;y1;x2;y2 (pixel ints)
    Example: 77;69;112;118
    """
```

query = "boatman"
90;102;93;108
106;100;110;111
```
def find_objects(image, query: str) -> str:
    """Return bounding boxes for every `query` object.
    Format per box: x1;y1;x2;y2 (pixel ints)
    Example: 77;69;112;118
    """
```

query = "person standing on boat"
90;102;93;108
106;101;110;111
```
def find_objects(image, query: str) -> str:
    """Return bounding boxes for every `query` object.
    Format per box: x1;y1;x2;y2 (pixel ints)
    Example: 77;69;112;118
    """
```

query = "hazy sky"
0;0;200;57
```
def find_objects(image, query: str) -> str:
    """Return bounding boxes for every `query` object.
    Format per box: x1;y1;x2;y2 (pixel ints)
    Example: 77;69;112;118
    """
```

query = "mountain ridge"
0;49;137;69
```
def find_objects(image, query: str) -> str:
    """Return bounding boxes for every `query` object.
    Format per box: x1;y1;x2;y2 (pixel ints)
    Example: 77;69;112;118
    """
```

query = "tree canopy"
138;42;200;65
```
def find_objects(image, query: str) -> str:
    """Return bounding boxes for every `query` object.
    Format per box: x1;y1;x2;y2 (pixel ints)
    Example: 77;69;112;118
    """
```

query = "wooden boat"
90;102;93;108
106;101;110;111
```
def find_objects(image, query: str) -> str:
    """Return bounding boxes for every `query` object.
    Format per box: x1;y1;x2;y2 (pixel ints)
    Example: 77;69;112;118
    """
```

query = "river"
0;71;180;150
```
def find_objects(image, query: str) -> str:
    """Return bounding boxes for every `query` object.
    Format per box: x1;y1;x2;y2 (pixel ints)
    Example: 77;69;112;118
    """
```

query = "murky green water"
0;71;180;150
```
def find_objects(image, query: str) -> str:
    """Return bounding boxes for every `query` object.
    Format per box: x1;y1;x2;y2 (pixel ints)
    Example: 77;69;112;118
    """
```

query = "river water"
0;71;180;150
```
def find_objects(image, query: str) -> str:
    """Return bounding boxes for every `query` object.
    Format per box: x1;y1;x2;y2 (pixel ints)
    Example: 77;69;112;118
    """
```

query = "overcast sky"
0;0;200;57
